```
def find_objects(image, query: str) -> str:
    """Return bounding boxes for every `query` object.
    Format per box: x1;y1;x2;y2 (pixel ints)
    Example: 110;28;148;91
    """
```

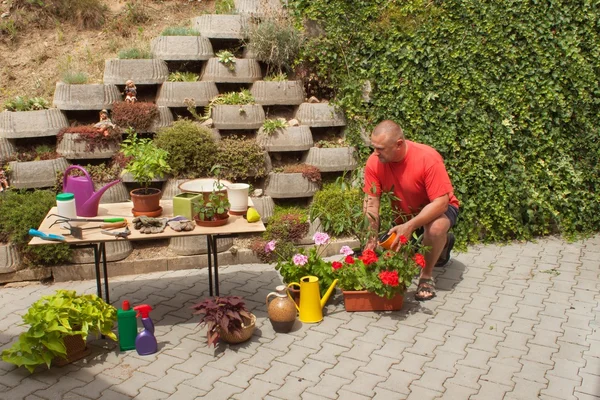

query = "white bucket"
226;183;250;213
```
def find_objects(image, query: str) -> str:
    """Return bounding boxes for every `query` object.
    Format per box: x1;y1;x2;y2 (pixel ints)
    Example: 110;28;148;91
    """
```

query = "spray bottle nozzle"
133;304;153;318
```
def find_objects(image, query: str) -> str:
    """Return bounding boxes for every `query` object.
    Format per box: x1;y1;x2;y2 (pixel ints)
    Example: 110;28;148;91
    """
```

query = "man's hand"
388;223;416;251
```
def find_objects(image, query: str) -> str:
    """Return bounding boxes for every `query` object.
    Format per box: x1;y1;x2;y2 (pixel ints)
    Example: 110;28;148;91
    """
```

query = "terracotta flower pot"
342;290;404;312
130;188;162;216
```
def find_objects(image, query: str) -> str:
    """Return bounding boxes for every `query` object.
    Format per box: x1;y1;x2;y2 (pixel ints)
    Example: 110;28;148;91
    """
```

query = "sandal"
435;232;455;268
415;278;436;301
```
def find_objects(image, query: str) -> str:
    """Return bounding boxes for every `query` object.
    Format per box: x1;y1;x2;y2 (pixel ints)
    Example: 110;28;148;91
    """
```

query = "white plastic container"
226;183;250;214
56;193;78;228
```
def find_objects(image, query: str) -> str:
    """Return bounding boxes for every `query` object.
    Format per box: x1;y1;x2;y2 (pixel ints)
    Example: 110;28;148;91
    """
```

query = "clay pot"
130;188;162;216
266;285;297;333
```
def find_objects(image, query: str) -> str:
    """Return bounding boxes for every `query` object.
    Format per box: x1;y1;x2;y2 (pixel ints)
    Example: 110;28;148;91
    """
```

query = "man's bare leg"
417;214;451;299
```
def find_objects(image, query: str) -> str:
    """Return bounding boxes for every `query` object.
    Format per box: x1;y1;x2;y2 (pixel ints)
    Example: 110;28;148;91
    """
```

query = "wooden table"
30;201;266;303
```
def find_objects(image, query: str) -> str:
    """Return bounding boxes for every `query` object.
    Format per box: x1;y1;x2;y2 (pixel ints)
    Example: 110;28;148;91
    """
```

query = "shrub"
118;47;152;59
168;72;200;82
153;119;218;177
264;206;309;243
161;26;200;36
262;118;287;135
310;180;363;238
57;125;121;152
3;96;49;112
10;144;59;162
111;102;159;132
216;135;267;181
245;15;303;75
214;0;235;14
0;190;72;266
61;71;88;84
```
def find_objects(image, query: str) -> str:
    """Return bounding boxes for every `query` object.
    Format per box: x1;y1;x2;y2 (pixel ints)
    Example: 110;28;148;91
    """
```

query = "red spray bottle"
133;304;157;355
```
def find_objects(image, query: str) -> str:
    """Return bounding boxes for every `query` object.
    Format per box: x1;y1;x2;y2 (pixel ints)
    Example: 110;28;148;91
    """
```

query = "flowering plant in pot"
333;236;428;311
191;296;255;347
267;232;336;297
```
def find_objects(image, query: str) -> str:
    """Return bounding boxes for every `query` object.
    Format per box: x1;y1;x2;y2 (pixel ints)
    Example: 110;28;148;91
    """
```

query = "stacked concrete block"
303;146;357;172
295;102;347;127
148;107;175;132
0;109;69;139
192;14;249;39
264;172;320;198
0;137;15;164
234;0;284;17
256;126;313;152
103;59;169;85
8;157;69;189
201;58;262;83
156;82;219;107
53;83;122;110
151;35;214;60
56;134;121;160
212;104;265;130
250;80;305;105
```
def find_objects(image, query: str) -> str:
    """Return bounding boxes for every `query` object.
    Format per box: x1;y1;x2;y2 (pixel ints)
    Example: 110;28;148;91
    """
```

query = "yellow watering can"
287;276;338;323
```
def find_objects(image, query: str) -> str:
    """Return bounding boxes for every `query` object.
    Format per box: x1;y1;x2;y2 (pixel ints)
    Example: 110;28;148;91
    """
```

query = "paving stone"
405;336;443;357
203;381;245;400
137;354;183;377
410;366;454;393
304;373;352;399
406;385;444;399
309;342;348;365
268;375;315;400
540;375;580;399
554;342;590;365
581;356;600;376
343;340;383;361
577;372;600;397
326;328;363;348
71;374;124;399
522;343;558;366
170;348;215;370
548;358;584;382
507;316;537;335
341;314;377;332
207;350;252;372
132;387;170;400
254;360;300;384
386;325;423;343
355;326;394;345
394;352;432;375
561;326;592;345
506;377;547;399
232;379;280;400
442;382;479;399
146;369;195;394
275;344;319;367
480;360;521;387
479;319;509;338
111;371;158;397
470;380;514;400
372;386;409;399
97;389;133;400
377;368;419;395
326;356;368;380
290;358;333;382
457;308;489;325
358;353;399;377
373;338;413;359
468;332;502;354
425;349;465;373
515;359;552;384
498;330;533;352
294;331;333;350
183;366;230;391
339;370;387;397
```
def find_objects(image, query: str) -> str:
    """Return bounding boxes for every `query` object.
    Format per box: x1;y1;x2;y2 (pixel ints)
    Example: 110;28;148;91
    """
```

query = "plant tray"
342;290;404;312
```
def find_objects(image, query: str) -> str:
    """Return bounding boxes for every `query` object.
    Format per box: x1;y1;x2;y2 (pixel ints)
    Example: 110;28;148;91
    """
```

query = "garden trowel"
65;221;128;239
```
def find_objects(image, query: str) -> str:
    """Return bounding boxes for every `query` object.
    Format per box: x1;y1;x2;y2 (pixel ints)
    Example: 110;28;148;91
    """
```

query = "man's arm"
363;195;380;250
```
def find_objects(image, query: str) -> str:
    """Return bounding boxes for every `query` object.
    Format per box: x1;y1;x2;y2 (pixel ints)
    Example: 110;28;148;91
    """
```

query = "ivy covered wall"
289;0;600;243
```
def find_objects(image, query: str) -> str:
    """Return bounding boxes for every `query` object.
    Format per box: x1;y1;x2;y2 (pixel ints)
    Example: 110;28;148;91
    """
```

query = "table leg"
100;242;110;304
207;235;213;296
93;244;102;300
212;235;219;296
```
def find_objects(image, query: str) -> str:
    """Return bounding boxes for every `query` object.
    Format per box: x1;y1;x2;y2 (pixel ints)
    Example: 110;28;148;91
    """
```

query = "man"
363;120;459;301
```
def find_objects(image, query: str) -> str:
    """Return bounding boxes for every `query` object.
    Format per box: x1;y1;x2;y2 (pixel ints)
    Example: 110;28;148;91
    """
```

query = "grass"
118;47;152;59
161;26;200;36
61;71;88;84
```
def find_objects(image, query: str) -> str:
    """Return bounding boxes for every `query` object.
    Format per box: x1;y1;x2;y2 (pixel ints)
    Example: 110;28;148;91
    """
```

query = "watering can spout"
81;178;121;215
320;279;338;309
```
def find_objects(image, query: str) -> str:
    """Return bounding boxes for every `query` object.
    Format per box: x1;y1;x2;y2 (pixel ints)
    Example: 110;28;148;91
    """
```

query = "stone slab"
234;0;284;17
303;146;358;172
156;82;219;107
52;83;122;111
103;59;169;85
0;267;51;284
0;109;69;139
151;35;214;61
201;58;262;83
250;80;305;105
8;158;69;189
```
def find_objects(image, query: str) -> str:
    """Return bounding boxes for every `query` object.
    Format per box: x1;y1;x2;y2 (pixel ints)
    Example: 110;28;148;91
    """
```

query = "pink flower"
340;246;354;256
332;261;343;270
312;232;330;246
293;254;308;266
264;240;276;253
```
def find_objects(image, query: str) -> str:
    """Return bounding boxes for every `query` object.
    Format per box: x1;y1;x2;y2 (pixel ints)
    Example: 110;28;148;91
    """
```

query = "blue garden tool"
29;229;66;242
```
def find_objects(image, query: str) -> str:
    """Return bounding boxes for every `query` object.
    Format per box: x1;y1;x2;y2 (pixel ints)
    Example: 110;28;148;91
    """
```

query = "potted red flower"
333;236;428;311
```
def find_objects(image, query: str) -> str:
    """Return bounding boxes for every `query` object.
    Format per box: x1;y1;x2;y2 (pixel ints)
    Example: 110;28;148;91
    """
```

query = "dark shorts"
414;205;459;238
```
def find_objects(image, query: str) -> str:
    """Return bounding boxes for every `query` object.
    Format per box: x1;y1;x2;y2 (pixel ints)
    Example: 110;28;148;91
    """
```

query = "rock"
308;96;320;103
1;12;9;18
252;189;263;197
288;118;300;126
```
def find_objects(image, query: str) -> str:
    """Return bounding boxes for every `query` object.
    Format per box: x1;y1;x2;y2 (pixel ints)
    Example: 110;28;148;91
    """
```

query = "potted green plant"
191;296;256;347
191;166;231;227
1;290;117;372
120;129;171;216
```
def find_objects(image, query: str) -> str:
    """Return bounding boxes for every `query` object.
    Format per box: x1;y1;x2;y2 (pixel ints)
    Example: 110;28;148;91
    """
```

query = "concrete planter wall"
0;109;69;139
120;172;168;184
156;82;219;107
212;104;265;130
97;181;129;204
56;134;120;160
53;83;122;110
295;102;347;127
148;106;174;133
0;243;21;274
161;178;187;200
234;0;283;17
70;241;133;264
192;14;248;39
250;80;305;105
257;126;313;152
201;58;262;83
103;59;169;85
151;36;214;60
250;195;275;223
8;158;69;189
303;146;357;172
264;172;319;198
0;137;16;164
169;235;233;256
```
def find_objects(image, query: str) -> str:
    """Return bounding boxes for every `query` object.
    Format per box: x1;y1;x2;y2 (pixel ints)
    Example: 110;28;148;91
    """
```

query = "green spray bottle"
117;300;137;351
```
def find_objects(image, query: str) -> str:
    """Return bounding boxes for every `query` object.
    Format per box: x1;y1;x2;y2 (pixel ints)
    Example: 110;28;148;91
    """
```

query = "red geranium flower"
345;255;355;264
332;261;343;270
378;270;399;286
399;235;408;245
413;254;426;268
384;251;393;259
358;249;378;265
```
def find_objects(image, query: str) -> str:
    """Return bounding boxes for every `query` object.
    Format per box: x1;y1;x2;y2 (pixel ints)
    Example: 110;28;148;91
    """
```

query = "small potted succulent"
1;290;117;372
192;296;256;347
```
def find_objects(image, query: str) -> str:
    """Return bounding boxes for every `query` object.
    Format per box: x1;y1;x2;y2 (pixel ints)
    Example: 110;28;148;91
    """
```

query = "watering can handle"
287;282;300;312
63;165;92;190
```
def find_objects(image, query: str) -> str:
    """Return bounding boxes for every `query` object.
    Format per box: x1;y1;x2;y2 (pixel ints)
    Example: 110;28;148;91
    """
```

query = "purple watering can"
63;165;121;217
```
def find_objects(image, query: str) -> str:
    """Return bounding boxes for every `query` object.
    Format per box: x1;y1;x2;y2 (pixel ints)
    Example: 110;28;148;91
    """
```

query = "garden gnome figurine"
0;170;9;192
124;80;137;103
94;109;116;137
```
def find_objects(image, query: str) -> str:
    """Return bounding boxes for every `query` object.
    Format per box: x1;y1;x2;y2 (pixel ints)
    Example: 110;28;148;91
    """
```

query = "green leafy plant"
203;90;256;120
191;296;252;347
263;72;288;82
0;190;72;265
153;119;218;177
118;47;152;59
264;206;309;244
216;135;267;181
216;50;236;71
61;71;88;84
3;96;49;111
245;15;303;75
168;71;200;82
120;130;171;191
1;290;117;373
333;239;427;299
261;118;287;135
214;0;235;15
110;101;159;132
192;191;230;221
161;26;200;36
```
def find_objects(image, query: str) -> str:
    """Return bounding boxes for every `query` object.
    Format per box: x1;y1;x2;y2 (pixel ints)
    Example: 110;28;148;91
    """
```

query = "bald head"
370;120;407;163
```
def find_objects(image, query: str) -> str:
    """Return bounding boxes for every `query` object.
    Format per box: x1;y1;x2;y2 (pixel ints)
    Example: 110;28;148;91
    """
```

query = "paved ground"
0;235;598;400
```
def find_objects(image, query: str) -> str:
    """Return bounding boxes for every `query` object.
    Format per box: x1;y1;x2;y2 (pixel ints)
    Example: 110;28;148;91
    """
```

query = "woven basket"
53;330;91;367
219;313;256;344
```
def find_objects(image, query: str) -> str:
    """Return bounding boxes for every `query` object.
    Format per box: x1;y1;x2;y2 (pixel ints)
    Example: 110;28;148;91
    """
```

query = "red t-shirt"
363;140;459;218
